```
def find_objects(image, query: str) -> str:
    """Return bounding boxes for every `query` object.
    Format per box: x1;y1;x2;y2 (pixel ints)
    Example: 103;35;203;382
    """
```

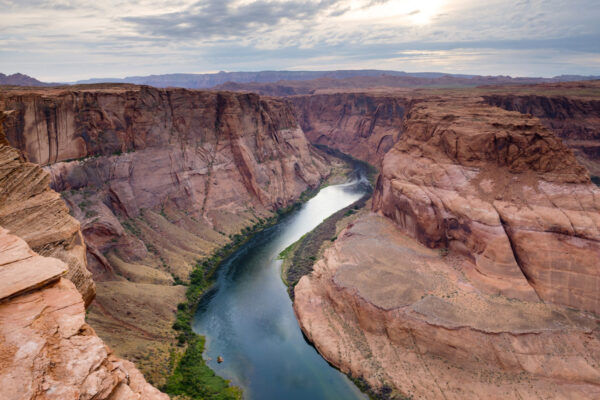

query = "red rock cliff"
0;110;95;305
1;85;332;384
294;95;600;399
373;97;598;312
0;110;168;400
291;92;409;166
483;84;600;176
2;85;329;275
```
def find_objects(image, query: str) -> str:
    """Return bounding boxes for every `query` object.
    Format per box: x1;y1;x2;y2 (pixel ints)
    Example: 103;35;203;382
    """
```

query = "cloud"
0;0;598;81
0;0;78;10
123;0;349;39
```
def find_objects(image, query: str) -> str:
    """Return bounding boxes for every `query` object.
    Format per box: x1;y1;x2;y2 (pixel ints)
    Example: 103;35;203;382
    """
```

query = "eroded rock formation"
374;98;599;311
291;93;409;166
483;81;600;177
1;86;331;384
295;96;600;399
0;110;168;400
0;112;94;305
0;228;168;400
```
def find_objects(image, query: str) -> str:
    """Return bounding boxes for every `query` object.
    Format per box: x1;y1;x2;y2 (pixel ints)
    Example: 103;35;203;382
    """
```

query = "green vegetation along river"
193;167;370;400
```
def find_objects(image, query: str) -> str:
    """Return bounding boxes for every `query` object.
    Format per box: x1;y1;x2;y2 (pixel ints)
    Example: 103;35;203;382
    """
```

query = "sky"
1;0;599;81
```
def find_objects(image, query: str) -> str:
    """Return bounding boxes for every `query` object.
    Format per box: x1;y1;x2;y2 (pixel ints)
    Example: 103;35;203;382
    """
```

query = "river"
193;168;370;400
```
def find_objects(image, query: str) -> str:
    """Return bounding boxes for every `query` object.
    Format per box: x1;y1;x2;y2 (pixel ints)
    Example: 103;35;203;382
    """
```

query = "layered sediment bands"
373;98;599;311
291;93;408;165
295;214;600;399
483;91;600;175
1;86;331;384
0;110;166;399
0;112;94;305
295;97;600;398
33;87;329;276
0;229;167;400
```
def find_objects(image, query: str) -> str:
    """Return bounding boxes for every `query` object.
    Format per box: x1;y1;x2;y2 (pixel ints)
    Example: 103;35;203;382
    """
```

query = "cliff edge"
294;96;600;399
1;86;332;384
0;110;168;399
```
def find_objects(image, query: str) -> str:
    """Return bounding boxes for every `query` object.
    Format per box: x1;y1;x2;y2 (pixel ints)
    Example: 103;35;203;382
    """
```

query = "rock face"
482;82;600;176
291;93;408;166
295;213;600;399
373;98;599;313
1;85;328;265
294;96;600;399
0;111;167;400
0;111;94;305
1;86;331;384
0;229;168;400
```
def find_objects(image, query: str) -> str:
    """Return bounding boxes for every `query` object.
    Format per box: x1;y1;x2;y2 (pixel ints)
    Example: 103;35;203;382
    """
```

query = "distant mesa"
76;70;600;90
0;72;54;86
2;70;600;90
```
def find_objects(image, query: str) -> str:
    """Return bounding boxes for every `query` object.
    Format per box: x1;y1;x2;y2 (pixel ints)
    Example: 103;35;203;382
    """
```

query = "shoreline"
279;192;371;298
278;145;377;299
163;147;355;399
276;150;394;399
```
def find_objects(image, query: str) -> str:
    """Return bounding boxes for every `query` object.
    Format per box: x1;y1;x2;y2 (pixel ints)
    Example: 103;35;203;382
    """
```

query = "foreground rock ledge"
0;125;94;306
0;110;167;399
0;227;168;400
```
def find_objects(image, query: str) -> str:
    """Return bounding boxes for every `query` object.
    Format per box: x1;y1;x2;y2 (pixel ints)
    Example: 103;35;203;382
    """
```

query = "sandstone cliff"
1;86;331;384
483;82;600;177
0;229;168;400
291;93;409;166
373;98;598;311
0;111;95;305
294;96;600;399
0;110;167;400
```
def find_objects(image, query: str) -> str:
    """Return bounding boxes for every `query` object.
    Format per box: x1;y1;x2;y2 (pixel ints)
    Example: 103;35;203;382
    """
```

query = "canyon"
0;110;168;399
291;93;408;166
0;85;332;394
75;71;600;89
1;78;599;400
481;82;600;177
293;86;600;399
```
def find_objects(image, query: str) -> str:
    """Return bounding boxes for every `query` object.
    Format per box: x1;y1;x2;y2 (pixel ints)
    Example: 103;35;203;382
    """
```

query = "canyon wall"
294;96;600;399
373;98;599;312
291;93;409;166
1;85;331;384
0;110;168;400
0;110;94;305
483;88;600;177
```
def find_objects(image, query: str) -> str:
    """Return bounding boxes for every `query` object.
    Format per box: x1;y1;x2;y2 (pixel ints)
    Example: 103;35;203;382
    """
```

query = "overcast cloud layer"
1;0;599;81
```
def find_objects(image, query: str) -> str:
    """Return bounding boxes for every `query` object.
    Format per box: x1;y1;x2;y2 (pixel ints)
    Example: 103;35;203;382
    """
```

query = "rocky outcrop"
0;110;167;400
291;93;408;166
373;98;599;312
295;213;600;399
1;86;331;384
0;228;168;400
0;111;94;305
483;82;600;176
295;97;600;399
